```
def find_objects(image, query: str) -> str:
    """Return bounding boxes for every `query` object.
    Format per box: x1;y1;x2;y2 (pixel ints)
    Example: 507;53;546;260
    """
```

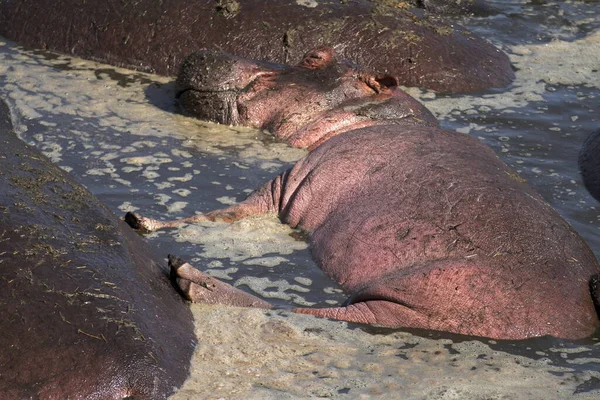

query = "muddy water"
0;0;599;398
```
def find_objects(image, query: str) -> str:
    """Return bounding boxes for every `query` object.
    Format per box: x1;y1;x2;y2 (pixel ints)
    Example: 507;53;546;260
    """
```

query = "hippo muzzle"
176;50;284;125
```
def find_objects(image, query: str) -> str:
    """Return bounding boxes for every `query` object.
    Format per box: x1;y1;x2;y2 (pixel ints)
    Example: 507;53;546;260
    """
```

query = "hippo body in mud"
580;129;600;202
127;49;600;340
0;0;513;93
0;100;195;398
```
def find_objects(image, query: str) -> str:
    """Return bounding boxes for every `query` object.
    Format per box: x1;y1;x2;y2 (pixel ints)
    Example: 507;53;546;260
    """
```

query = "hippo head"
176;47;438;149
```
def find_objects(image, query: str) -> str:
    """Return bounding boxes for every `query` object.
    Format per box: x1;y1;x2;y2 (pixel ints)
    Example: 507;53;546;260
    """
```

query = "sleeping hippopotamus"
0;99;195;399
0;0;513;93
125;49;600;340
580;129;600;202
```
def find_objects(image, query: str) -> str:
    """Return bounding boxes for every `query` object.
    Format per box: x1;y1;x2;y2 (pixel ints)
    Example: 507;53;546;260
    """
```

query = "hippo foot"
168;254;215;300
168;254;272;308
124;211;160;232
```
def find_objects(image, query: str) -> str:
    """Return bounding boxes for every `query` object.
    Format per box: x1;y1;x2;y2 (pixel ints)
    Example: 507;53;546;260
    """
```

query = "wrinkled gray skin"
127;49;600;340
580;129;600;202
0;99;195;399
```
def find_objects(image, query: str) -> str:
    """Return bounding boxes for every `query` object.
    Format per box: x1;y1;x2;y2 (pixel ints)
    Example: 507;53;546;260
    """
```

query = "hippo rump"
0;99;195;399
126;48;600;340
580;129;600;202
0;0;513;93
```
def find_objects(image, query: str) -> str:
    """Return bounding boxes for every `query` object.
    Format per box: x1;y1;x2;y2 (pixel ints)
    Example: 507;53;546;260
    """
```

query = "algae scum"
1;0;600;398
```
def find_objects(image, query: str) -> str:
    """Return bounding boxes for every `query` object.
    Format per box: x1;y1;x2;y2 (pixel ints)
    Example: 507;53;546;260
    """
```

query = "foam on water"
406;28;600;119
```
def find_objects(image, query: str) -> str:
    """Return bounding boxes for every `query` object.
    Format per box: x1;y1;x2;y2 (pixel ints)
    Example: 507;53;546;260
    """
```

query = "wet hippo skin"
0;100;195;399
580;129;600;202
127;49;600;340
0;0;514;93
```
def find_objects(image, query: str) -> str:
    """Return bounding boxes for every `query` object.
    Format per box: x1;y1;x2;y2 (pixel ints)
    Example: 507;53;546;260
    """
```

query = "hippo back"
0;100;195;399
277;125;600;338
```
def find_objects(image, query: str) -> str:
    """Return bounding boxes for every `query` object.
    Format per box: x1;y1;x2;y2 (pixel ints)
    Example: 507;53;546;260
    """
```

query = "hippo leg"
292;301;406;325
124;175;281;232
124;200;270;232
169;253;417;327
168;255;272;308
126;210;214;232
168;252;400;324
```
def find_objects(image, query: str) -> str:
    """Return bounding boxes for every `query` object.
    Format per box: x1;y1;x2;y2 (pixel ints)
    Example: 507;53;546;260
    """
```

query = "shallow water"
1;0;600;398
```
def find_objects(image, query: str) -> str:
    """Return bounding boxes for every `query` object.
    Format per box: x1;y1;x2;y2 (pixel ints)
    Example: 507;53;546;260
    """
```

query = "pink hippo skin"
126;49;600;340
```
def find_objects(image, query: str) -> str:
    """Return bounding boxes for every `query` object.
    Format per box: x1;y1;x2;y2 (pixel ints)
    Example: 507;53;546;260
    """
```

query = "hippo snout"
176;50;284;124
176;50;282;95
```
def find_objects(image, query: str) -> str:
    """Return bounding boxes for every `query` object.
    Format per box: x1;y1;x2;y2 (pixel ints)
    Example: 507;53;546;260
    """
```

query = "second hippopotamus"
126;48;600;340
0;0;513;93
0;99;195;399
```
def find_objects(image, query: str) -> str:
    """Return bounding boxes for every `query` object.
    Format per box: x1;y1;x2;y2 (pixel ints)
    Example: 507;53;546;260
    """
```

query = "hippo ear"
298;47;336;69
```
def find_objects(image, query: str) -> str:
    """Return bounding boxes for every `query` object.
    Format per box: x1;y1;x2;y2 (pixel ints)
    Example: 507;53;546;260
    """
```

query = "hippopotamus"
0;0;513;93
580;129;600;202
0;100;195;399
125;48;600;340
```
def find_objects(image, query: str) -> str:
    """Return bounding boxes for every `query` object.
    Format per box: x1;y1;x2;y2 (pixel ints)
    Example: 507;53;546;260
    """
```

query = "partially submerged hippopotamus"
0;0;513;93
0;100;195;399
580;129;600;202
126;49;600;340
